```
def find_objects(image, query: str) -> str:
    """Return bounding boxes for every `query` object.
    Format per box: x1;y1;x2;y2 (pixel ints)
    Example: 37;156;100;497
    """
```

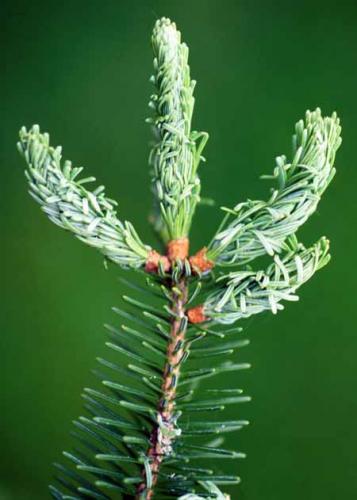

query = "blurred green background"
1;0;357;498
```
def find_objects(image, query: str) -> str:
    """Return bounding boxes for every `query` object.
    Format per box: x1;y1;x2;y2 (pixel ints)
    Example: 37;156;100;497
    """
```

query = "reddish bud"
167;238;189;261
145;250;170;273
187;305;208;324
189;247;214;274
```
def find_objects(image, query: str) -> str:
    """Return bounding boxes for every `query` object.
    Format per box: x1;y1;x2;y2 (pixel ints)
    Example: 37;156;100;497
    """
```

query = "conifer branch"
203;236;330;324
148;18;208;243
18;126;150;268
207;109;341;265
17;15;341;500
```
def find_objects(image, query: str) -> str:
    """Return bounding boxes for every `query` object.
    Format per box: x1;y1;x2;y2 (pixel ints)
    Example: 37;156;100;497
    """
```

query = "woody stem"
135;278;188;499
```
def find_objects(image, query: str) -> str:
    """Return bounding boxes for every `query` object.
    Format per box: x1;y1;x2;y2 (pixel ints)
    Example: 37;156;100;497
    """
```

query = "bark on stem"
136;278;188;499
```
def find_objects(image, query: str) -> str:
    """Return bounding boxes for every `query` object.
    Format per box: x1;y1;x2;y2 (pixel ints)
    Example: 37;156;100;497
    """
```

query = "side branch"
207;109;341;265
18;125;150;269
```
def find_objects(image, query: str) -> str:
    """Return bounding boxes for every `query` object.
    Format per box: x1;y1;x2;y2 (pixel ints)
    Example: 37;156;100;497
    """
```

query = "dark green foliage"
50;274;250;499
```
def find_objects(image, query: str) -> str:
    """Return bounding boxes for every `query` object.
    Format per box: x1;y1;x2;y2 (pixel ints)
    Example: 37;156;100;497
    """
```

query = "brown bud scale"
145;250;170;273
187;305;208;324
189;247;214;273
167;237;189;261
